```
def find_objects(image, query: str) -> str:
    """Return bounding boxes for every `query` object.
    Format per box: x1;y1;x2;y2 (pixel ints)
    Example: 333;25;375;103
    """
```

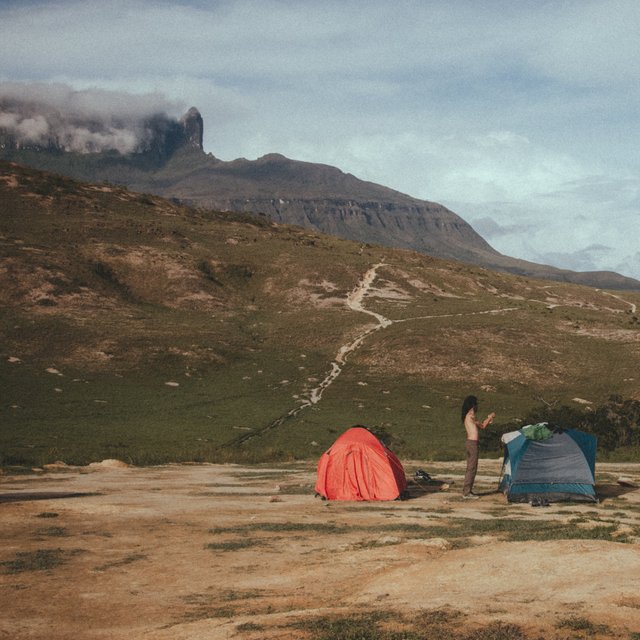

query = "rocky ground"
1;459;640;640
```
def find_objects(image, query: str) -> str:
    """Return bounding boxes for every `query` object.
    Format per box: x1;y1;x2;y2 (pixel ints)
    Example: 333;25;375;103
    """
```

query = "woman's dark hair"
461;395;478;423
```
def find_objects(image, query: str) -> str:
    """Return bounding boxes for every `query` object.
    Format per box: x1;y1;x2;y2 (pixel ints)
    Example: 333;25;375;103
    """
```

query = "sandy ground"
1;459;640;640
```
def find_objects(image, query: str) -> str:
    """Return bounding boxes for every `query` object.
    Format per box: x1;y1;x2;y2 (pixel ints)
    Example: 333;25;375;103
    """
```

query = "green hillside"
2;160;640;467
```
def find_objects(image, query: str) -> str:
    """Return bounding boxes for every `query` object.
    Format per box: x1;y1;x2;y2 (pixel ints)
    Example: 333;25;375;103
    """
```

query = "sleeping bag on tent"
315;427;407;501
499;423;597;503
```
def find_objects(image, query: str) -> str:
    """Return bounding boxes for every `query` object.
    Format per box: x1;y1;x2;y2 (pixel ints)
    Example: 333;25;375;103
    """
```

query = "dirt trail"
305;262;391;406
599;290;638;314
227;262;519;446
302;262;518;408
1;461;639;639
221;264;390;446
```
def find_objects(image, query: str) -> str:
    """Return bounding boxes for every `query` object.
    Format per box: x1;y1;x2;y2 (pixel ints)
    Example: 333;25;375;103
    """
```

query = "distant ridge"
1;104;638;291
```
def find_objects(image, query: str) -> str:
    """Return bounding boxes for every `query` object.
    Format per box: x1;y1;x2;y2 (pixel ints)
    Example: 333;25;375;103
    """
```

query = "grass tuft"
94;553;147;571
35;526;67;537
235;622;266;632
0;548;66;574
205;539;266;552
555;615;612;635
462;622;527;640
292;610;419;640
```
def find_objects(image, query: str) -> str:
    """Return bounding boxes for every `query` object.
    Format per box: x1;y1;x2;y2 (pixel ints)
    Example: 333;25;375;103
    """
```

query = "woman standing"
461;395;495;499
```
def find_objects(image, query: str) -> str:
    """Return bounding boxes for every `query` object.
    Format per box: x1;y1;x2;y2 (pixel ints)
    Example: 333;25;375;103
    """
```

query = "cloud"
462;174;640;279
0;81;180;121
470;217;536;240
0;111;49;142
0;81;183;153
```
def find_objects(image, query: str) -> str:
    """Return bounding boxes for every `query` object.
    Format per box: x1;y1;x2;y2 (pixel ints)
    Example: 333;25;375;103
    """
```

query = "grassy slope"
2;161;640;466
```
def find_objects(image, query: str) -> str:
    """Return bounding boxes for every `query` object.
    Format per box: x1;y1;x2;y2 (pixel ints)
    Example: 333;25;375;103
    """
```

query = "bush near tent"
315;426;408;501
499;423;597;503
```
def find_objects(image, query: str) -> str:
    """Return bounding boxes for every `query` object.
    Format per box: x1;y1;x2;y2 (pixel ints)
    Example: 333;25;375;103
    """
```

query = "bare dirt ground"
2;459;640;640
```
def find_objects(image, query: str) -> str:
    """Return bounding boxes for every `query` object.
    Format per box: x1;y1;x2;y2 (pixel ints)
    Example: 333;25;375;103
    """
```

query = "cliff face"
144;148;499;264
179;107;204;150
0;101;492;264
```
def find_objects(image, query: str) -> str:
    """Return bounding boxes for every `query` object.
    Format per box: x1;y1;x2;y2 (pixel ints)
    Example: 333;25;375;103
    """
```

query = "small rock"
87;459;129;469
469;535;497;546
42;461;68;470
408;538;451;550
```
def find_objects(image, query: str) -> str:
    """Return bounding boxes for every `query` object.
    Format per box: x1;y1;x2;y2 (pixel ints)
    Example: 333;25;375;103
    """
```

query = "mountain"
1;105;638;290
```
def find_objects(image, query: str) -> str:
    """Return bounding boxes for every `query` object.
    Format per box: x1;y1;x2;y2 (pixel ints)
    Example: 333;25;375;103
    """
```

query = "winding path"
598;290;637;314
222;262;517;447
298;263;392;407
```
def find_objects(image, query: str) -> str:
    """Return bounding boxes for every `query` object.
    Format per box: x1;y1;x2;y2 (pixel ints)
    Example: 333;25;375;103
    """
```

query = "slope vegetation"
2;160;640;466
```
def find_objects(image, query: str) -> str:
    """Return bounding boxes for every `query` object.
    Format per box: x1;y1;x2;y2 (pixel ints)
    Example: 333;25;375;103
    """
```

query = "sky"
1;0;639;278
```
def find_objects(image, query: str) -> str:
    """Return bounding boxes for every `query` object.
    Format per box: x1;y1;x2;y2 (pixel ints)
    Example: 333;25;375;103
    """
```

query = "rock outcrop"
179;107;203;151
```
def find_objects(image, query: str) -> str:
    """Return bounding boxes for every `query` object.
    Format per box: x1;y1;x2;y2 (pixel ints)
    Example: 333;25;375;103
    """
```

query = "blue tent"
499;424;597;503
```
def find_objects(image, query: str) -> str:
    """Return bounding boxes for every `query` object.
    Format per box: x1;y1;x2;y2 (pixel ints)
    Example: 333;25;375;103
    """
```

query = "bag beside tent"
499;424;597;503
315;427;407;501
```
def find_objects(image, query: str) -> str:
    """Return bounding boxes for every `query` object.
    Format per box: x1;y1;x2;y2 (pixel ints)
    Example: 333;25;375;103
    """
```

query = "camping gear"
499;424;597;503
413;468;452;492
315;427;407;501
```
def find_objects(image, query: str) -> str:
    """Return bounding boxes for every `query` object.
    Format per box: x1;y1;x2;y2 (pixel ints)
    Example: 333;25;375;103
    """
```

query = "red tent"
315;427;407;501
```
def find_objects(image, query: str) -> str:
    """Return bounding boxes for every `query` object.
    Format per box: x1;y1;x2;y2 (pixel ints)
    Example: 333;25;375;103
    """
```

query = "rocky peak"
179;107;203;151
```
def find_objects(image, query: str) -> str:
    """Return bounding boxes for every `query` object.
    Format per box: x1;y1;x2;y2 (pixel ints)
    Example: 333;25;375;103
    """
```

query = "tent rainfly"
499;423;597;503
315;427;407;501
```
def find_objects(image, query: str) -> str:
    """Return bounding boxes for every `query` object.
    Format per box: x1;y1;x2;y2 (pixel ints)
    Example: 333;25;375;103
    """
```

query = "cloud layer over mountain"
1;1;639;277
0;82;181;153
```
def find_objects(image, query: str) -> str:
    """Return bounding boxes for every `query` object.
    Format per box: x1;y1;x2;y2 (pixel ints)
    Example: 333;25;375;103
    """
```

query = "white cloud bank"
0;82;182;153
